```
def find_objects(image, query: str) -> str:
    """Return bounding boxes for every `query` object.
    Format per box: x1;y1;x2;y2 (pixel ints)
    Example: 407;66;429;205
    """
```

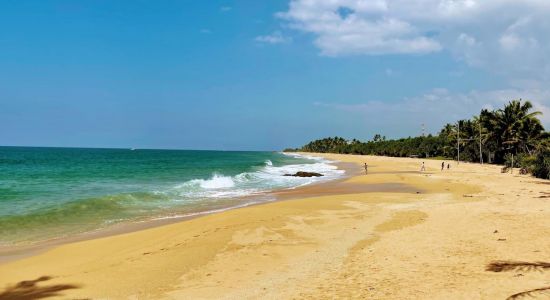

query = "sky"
1;0;550;150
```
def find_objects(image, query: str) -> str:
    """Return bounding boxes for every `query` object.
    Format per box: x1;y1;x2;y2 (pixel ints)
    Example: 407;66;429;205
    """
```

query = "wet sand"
0;154;549;299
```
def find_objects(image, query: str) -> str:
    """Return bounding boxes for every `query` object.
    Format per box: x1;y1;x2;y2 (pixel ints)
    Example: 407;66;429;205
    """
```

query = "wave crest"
168;154;344;199
192;174;235;189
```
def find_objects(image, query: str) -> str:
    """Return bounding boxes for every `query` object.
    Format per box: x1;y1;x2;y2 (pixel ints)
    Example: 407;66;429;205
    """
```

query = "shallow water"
0;147;344;245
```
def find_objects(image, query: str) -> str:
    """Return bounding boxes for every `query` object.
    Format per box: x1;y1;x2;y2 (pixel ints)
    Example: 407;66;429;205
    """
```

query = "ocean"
0;147;343;245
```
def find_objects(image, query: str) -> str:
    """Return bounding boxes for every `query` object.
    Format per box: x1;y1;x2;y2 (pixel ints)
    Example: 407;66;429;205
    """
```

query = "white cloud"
277;0;550;80
315;88;550;136
220;6;232;12
255;31;291;44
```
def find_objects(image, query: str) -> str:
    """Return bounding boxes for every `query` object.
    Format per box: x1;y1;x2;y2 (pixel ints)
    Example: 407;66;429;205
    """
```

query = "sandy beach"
1;153;549;299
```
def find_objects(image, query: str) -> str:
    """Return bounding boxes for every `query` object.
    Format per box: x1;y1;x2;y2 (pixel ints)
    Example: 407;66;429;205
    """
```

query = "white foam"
163;153;344;201
196;174;235;189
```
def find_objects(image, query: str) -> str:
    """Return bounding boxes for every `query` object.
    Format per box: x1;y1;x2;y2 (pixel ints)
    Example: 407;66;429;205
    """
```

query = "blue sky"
1;0;549;150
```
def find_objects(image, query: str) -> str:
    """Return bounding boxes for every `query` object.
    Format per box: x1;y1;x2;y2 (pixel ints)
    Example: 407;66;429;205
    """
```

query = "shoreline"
1;153;548;299
0;157;355;264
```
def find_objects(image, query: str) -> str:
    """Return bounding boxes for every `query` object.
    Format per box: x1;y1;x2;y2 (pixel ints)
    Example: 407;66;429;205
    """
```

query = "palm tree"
439;123;457;158
519;117;545;155
482;100;543;162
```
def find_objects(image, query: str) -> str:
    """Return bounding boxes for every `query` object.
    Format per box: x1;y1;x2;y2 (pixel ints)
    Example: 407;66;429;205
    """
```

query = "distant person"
441;161;445;171
420;162;426;172
364;163;368;175
447;163;450;170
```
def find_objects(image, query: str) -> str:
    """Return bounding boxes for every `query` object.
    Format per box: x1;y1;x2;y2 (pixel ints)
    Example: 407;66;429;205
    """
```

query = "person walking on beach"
447;163;450;170
441;161;445;171
420;162;426;172
364;163;368;175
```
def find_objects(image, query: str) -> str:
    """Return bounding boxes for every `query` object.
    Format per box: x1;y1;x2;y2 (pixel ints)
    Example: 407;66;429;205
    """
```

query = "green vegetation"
287;100;550;179
532;142;550;179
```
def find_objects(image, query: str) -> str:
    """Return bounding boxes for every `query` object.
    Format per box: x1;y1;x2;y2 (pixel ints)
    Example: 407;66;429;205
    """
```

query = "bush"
504;153;519;168
533;150;550;179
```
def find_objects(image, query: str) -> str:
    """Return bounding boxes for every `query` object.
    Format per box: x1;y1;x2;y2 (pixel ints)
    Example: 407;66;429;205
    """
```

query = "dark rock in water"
283;171;324;177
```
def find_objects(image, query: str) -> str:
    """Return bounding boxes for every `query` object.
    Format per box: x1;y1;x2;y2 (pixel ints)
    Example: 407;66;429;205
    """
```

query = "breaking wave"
160;153;344;200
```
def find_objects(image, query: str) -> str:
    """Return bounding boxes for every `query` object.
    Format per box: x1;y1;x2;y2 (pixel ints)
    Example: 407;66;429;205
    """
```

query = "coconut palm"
482;100;543;162
293;99;548;179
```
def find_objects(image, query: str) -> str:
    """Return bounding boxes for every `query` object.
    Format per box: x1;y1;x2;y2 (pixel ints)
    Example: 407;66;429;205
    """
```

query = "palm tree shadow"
0;276;82;300
486;261;550;300
506;286;550;300
486;261;550;272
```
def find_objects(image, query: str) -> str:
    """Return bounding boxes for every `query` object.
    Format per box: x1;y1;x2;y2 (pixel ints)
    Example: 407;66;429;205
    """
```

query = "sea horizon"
0;145;281;152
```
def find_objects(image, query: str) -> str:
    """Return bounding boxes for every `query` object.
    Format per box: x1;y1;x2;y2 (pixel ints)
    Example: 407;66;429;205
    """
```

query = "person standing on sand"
364;163;368;175
441;161;445;171
420;162;426;172
447;163;450;170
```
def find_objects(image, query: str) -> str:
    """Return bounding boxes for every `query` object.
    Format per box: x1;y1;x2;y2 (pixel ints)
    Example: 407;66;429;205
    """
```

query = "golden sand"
0;154;549;299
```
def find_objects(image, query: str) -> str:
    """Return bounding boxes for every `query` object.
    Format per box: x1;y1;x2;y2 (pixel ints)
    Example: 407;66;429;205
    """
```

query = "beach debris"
497;238;507;241
283;171;323;177
493;230;499;233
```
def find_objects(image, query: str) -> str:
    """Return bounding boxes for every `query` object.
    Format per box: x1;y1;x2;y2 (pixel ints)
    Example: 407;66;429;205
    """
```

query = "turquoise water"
0;147;343;245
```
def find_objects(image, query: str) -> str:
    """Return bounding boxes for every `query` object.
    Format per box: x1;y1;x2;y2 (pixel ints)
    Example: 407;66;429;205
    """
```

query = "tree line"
285;100;550;179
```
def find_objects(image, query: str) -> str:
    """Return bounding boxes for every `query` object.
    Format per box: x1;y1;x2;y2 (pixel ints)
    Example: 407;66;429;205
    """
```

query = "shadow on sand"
486;261;550;300
0;276;82;300
486;261;550;272
506;286;550;300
